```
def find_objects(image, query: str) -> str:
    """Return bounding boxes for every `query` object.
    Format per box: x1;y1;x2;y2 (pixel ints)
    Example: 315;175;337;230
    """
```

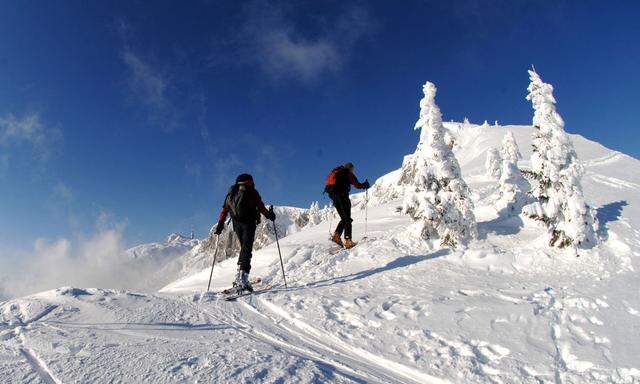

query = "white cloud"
52;181;73;203
256;30;341;81
198;133;290;192
122;51;169;109
0;112;60;162
118;20;179;132
239;2;375;83
121;48;179;132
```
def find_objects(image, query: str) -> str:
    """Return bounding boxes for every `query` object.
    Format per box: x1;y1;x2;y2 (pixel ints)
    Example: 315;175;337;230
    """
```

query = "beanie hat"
236;173;254;183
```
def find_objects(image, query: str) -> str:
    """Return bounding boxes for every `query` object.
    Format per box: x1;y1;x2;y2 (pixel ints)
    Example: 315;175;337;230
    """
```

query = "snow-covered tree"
481;120;490;129
307;201;322;225
444;131;455;149
495;131;529;215
400;81;477;247
485;148;501;180
522;69;598;249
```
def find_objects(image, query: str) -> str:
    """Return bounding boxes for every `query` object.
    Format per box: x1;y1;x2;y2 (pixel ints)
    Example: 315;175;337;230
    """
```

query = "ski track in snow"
583;152;625;167
19;344;61;384
235;296;448;384
182;296;377;383
588;172;640;191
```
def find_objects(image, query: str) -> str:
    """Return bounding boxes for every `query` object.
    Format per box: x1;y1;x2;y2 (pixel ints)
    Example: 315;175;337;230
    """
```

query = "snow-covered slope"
2;123;640;383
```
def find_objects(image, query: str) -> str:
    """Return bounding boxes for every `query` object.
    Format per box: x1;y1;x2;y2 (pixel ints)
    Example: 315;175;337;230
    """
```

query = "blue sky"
1;0;638;257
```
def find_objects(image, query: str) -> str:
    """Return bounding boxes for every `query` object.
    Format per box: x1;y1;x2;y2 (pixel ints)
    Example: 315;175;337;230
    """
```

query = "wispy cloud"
118;21;179;132
232;1;375;83
192;132;291;193
0;112;61;167
52;181;73;203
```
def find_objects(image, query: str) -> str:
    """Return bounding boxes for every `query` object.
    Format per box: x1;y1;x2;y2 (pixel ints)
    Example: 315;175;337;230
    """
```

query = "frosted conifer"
307;201;321;225
485;148;502;180
522;70;597;248
496;131;529;215
400;82;477;247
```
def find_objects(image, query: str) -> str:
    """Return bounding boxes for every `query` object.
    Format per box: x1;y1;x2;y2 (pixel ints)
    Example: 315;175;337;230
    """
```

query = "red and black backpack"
324;166;349;195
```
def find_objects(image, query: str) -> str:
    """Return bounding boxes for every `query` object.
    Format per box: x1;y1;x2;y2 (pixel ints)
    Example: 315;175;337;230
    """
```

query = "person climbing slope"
214;173;275;293
324;162;370;249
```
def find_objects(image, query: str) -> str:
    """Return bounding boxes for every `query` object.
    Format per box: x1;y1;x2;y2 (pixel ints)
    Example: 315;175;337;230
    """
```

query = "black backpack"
226;184;259;223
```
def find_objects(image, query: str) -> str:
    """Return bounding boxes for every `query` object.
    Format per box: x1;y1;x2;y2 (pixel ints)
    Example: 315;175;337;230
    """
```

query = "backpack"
324;166;345;195
227;184;259;223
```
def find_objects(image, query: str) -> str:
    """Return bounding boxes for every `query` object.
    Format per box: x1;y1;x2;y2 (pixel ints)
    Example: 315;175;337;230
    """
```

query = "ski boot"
331;232;344;247
344;238;357;249
232;269;253;293
240;271;253;293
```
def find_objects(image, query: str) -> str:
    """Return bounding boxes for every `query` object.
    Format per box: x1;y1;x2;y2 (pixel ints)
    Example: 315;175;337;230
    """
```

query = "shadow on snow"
295;249;450;291
477;215;525;240
45;321;232;332
596;200;628;240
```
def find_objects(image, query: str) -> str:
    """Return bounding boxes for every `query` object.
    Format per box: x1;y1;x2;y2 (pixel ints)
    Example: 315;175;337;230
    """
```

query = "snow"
2;122;640;383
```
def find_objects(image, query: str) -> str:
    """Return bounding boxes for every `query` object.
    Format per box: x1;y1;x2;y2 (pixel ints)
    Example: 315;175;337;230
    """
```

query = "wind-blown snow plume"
522;69;598;249
400;82;477;247
0;219;189;299
495;130;530;215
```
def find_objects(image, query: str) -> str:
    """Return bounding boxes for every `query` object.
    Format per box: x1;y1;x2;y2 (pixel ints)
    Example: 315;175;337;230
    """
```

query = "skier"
324;162;370;249
214;173;276;293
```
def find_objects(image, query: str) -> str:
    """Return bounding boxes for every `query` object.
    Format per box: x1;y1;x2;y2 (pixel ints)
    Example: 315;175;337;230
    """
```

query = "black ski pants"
330;193;353;239
233;221;257;273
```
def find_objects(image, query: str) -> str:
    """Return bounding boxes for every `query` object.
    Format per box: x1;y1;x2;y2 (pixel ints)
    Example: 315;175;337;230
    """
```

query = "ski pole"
326;198;333;238
206;234;220;292
364;189;369;239
271;206;288;289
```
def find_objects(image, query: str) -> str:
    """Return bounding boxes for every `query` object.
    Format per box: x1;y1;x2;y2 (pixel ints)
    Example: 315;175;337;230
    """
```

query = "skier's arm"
214;199;230;235
349;173;369;189
255;190;276;221
217;201;230;223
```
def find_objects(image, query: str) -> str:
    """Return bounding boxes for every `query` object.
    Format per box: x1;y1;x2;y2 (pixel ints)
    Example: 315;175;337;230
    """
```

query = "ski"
220;276;263;295
223;283;274;301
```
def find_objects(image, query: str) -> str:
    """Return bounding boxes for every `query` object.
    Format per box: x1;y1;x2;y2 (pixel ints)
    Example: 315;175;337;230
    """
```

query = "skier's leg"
343;196;353;240
238;222;256;273
331;195;346;236
333;194;350;234
232;222;244;287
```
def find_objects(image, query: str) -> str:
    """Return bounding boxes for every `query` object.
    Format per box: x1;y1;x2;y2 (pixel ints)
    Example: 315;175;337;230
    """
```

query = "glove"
214;221;224;235
267;206;276;222
362;179;371;189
